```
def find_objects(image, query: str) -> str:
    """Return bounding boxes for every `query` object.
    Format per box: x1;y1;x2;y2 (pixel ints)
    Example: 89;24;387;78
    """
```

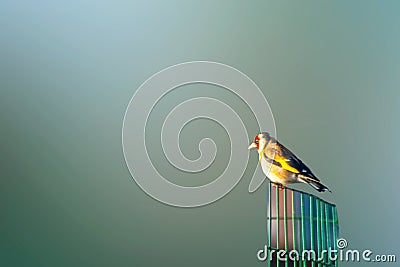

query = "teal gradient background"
1;1;399;266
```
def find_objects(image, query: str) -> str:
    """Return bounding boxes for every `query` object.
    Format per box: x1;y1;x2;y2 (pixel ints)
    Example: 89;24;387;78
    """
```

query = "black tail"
298;175;331;193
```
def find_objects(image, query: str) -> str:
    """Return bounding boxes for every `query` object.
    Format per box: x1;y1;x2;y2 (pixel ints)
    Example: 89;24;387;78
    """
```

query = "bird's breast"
260;156;298;185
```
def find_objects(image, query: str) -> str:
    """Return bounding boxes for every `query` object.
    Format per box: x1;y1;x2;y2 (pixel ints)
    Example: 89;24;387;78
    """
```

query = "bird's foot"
272;182;285;190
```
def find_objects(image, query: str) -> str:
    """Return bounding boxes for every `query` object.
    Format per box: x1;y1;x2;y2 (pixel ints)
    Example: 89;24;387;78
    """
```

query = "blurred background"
1;1;399;266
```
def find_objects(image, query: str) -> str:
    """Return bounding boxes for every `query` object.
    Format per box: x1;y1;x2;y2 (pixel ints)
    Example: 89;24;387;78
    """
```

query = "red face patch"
254;135;260;150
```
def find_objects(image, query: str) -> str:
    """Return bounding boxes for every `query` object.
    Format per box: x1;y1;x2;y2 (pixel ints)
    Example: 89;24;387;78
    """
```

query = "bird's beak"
248;142;257;150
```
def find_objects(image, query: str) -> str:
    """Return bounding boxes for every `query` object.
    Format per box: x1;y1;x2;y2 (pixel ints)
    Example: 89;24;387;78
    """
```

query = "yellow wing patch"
264;139;300;174
274;155;300;173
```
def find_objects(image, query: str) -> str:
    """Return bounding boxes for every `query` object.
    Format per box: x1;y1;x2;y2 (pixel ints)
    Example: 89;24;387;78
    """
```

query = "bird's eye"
255;140;259;144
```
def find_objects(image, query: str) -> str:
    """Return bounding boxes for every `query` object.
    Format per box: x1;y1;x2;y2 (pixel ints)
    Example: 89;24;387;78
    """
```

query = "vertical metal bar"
300;193;306;267
267;183;271;262
309;195;315;267
332;206;338;267
324;203;330;266
320;201;325;266
276;185;279;267
284;188;288;267
292;190;297;267
315;198;320;266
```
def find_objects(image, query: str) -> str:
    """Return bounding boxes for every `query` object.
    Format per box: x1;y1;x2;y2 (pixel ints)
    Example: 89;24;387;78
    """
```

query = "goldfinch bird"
248;132;331;192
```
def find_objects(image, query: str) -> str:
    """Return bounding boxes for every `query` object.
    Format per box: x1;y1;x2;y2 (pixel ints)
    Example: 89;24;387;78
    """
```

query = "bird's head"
248;132;270;161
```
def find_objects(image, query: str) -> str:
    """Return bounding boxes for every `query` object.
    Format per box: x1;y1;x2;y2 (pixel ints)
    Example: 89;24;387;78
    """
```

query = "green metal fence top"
266;182;339;267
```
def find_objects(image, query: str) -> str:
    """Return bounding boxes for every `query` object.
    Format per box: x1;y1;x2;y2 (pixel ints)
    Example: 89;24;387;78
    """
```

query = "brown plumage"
248;132;331;192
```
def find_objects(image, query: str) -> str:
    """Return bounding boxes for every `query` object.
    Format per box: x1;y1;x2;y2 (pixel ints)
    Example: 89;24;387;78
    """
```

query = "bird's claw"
272;183;285;190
